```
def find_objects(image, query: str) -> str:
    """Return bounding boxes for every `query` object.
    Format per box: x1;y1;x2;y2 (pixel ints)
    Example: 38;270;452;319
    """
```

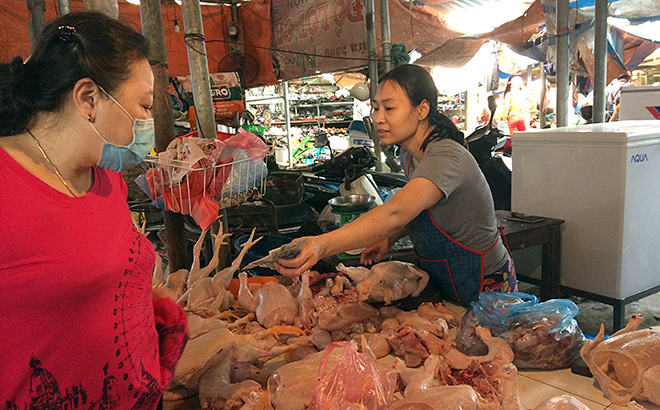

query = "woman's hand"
275;236;326;278
360;237;391;265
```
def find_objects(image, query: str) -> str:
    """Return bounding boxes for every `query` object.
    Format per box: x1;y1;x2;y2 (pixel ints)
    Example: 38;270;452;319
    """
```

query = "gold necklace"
26;129;77;197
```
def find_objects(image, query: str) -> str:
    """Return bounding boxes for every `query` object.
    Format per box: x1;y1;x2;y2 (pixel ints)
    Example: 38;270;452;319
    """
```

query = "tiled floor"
517;368;660;410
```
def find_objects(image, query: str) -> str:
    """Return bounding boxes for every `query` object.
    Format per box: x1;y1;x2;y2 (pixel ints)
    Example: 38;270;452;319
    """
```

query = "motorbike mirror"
487;95;497;113
314;131;329;148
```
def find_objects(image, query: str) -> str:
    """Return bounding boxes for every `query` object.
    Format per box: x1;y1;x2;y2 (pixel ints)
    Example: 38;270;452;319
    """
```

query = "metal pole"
366;0;382;171
140;0;188;271
465;85;476;133
593;0;608;123
180;0;216;139
284;82;293;169
82;0;118;19
540;62;548;128
556;0;571;127
525;64;532;87
380;0;392;74
57;0;71;16
26;0;46;51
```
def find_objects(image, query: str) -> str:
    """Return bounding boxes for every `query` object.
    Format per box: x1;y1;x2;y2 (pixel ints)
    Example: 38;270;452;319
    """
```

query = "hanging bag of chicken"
309;341;397;410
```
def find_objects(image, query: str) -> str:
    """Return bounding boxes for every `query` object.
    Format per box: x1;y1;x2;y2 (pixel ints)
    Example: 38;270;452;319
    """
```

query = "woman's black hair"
378;64;465;151
0;12;150;137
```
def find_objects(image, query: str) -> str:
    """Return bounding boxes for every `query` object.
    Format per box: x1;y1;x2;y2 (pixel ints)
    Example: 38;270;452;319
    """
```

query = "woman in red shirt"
0;12;187;408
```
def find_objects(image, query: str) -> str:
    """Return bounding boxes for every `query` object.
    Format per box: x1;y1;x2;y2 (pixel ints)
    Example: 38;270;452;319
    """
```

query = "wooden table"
495;210;565;301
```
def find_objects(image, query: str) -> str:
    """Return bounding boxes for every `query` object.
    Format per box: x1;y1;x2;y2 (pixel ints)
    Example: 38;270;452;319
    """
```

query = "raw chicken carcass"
184;229;261;316
395;310;449;339
237;272;298;328
531;395;591;410
197;343;269;410
337;261;429;304
387;325;445;366
295;272;317;330
388;385;480;410
314;290;379;331
170;326;279;390
357;331;392;358
395;355;441;397
268;347;344;410
581;315;660;406
417;301;464;327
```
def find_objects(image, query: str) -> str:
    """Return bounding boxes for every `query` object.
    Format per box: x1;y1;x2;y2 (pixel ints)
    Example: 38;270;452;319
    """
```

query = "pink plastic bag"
222;128;270;161
309;341;397;410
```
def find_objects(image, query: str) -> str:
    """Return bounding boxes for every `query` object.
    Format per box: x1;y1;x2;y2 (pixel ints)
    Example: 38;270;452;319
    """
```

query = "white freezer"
620;85;660;121
511;121;660;299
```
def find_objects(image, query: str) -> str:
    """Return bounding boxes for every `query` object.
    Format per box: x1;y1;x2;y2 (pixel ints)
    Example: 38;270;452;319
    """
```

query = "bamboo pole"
57;0;71;16
26;0;46;51
82;0;118;19
180;0;216;139
140;0;188;271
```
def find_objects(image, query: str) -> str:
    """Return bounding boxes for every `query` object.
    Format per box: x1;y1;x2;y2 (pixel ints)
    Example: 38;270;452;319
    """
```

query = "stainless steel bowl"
328;194;375;212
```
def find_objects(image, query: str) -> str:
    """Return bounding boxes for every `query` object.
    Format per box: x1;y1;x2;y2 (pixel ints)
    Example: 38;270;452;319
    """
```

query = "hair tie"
58;25;76;42
8;56;25;76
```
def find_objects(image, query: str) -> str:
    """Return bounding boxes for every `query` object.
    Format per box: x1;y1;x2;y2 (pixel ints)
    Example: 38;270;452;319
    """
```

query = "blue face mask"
89;86;155;172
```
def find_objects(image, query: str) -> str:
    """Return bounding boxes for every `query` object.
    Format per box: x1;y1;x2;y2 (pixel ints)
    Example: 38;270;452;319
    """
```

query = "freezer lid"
621;85;660;94
512;120;660;144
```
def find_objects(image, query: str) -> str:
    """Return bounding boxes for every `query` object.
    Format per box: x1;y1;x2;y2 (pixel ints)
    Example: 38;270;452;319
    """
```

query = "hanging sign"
271;0;369;80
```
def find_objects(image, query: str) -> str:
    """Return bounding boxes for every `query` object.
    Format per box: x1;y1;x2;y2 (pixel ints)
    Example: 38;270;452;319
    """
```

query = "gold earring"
88;114;94;123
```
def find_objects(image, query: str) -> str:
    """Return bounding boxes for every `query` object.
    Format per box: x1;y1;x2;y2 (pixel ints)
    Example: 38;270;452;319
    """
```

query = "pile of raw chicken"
151;224;660;410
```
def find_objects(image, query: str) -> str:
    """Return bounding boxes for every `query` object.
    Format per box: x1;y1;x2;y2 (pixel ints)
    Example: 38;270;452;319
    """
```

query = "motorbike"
465;95;512;211
301;144;407;213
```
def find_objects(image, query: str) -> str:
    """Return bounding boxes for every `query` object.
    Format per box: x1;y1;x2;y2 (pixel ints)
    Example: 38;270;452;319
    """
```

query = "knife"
241;239;307;271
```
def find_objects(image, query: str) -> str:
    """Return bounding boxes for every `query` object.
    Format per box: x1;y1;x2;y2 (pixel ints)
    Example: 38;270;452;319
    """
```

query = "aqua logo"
630;153;648;163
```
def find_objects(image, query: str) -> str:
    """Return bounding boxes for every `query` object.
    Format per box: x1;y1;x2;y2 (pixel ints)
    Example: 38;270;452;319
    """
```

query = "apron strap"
497;225;513;258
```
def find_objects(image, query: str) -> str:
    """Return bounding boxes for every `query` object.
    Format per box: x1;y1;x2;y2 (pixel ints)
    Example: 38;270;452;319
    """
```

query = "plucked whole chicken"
581;315;660;406
337;261;429;304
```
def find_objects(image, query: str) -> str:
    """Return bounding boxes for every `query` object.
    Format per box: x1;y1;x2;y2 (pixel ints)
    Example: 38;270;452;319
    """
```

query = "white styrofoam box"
512;121;660;299
620;86;660;121
274;147;289;164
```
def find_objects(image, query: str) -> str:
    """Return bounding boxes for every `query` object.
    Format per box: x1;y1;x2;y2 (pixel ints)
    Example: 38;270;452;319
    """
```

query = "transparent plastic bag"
309;341;397;410
456;292;585;370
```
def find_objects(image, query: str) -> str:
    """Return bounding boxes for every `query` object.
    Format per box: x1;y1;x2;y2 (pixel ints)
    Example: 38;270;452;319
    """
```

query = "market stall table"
495;210;565;301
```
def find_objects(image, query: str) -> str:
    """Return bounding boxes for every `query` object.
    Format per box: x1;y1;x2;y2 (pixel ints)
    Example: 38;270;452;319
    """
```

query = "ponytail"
0;57;35;136
421;110;467;152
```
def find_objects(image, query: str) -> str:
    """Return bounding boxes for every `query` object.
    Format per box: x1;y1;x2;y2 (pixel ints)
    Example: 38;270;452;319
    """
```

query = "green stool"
331;207;371;259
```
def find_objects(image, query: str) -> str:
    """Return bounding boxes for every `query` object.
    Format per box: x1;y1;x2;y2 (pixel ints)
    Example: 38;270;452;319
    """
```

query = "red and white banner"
271;0;369;80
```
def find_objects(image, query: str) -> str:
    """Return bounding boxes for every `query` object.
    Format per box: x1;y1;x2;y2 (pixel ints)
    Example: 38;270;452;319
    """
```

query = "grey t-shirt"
400;138;508;274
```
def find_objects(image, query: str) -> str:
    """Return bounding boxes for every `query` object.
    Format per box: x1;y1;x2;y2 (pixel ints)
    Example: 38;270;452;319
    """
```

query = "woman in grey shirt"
277;64;516;306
